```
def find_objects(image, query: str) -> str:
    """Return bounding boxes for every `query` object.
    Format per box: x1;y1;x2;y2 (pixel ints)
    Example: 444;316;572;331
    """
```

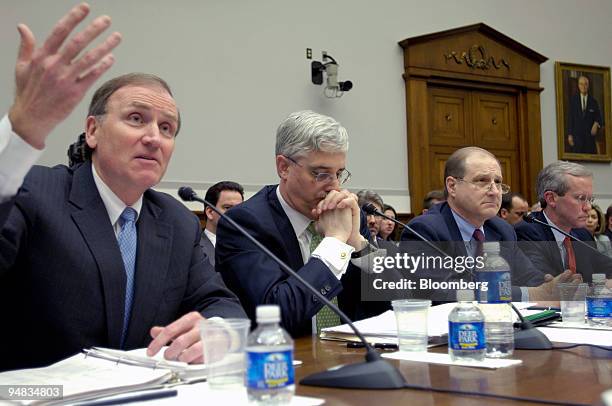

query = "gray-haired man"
216;110;381;336
516;161;612;282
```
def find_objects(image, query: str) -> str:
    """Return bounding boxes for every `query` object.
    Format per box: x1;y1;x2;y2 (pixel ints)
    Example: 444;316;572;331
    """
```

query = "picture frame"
555;62;611;162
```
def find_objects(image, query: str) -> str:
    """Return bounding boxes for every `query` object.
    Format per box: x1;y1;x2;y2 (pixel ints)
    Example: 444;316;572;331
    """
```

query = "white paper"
382;351;522;369
322;302;538;338
537;327;612;346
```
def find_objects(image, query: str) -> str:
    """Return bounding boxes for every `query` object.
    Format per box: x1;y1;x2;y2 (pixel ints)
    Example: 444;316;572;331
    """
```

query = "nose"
142;123;162;148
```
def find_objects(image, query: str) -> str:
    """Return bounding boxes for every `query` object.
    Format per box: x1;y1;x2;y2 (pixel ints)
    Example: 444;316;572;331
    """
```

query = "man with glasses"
516;161;612;282
216;110;381;336
401;147;574;301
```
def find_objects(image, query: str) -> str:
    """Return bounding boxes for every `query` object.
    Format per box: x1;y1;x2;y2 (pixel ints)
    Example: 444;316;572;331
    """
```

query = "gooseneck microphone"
363;203;551;350
522;213;602;255
178;186;406;389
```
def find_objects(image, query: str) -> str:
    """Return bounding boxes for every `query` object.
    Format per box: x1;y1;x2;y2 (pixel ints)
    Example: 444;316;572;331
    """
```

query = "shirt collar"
542;210;566;243
451;208;485;241
204;229;217;247
276;185;311;238
92;163;142;226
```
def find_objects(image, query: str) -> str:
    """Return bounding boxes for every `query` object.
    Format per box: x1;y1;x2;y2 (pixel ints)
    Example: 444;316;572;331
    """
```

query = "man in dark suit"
199;181;244;266
567;75;603;154
515;161;612;282
216;111;384;337
0;6;245;371
401;147;577;302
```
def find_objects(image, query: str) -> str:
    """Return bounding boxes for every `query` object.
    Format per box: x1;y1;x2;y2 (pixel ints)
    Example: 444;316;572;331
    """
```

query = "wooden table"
294;337;611;406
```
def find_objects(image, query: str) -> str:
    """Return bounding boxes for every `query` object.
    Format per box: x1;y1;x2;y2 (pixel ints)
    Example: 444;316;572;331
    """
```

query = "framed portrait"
555;62;611;162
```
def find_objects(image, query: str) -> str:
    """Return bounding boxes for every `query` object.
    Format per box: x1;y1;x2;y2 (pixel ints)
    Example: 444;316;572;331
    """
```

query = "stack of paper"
321;302;537;345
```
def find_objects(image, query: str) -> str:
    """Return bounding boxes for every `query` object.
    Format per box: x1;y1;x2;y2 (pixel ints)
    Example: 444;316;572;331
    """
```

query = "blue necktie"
118;207;137;347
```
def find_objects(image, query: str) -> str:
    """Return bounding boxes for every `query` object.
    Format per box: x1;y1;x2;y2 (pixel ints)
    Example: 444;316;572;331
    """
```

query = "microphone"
366;203;551;350
522;213;602;255
178;186;407;389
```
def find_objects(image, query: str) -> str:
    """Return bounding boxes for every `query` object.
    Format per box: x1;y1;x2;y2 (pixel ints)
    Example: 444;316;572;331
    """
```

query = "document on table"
537;327;612;346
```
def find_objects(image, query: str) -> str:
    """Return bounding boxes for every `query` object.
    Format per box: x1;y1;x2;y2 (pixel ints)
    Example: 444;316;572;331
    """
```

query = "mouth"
135;155;159;164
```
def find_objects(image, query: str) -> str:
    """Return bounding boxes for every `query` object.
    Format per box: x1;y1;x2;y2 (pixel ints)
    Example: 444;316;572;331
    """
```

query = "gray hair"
536;161;593;208
443;147;499;198
275;110;348;158
357;190;384;210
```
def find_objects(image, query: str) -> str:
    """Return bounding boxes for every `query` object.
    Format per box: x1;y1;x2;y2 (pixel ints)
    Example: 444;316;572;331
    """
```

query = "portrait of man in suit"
556;63;611;161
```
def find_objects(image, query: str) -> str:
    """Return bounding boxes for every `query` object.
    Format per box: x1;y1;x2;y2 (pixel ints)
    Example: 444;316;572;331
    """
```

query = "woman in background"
585;204;612;258
379;204;397;242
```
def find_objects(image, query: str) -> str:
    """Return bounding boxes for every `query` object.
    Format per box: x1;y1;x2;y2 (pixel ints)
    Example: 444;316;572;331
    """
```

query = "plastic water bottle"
586;273;612;327
246;305;295;405
448;290;486;362
476;242;514;358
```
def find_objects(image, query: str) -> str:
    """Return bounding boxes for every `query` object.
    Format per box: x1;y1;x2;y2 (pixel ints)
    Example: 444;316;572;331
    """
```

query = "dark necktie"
472;229;485;258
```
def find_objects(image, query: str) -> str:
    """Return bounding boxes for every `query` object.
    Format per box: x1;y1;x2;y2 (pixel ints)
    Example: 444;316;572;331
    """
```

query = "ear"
205;206;215;221
543;191;556;208
276;155;290;180
445;176;456;198
85;116;100;150
499;208;508;219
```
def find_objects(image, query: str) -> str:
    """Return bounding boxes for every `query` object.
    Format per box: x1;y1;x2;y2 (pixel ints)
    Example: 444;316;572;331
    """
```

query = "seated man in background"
216;111;384;336
422;189;445;214
515;161;612;282
357;189;384;244
200;181;244;266
0;4;245;371
498;192;529;226
401;147;578;301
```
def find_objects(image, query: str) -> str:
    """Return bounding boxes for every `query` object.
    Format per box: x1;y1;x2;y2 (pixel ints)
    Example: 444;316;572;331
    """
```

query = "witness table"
294;337;611;406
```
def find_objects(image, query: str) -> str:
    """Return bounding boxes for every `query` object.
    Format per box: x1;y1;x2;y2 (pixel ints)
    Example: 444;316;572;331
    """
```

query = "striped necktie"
118;207;137;348
307;222;341;333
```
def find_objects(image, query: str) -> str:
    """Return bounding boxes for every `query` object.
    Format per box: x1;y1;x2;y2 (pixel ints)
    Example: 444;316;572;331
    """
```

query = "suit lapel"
125;194;172;347
69;162;126;348
440;203;468;256
267;186;304;269
536;212;564;270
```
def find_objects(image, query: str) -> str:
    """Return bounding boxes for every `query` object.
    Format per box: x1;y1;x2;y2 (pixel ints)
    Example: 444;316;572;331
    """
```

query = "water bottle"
448;289;486;362
246;305;295;405
586;273;612;327
476;242;514;358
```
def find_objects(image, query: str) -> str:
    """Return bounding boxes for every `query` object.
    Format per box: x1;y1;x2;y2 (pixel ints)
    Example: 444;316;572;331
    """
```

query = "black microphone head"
523;213;536;223
178;186;196;202
361;203;378;215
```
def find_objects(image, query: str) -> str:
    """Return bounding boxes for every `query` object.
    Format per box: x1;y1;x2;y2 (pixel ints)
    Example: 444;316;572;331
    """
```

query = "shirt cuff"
520;286;529;302
311;237;354;279
0;114;43;201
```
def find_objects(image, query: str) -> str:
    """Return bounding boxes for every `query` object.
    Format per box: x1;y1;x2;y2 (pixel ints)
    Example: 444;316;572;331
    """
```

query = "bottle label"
449;321;485;351
476;270;512;303
246;349;294;390
586;297;612;318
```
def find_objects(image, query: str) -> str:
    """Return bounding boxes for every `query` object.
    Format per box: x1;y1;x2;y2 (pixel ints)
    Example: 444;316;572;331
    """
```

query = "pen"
347;342;398;350
74;388;178;406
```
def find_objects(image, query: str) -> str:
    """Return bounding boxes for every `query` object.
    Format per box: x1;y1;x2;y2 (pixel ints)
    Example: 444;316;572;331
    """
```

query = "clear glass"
392;299;431;352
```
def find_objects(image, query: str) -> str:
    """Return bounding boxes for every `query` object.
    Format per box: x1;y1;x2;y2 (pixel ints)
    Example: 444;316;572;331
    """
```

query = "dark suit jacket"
215;185;384;337
199;231;216;266
514;210;612;282
0;162;245;371
567;93;603;154
400;202;545;300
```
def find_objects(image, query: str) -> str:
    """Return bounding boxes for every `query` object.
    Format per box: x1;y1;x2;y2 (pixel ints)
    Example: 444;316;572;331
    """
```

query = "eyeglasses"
569;194;595;205
285;155;351;185
453;177;510;194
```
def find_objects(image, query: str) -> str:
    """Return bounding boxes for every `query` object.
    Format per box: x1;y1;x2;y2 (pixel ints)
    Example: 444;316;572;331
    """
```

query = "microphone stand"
523;213;603;255
365;204;553;350
178;187;407;389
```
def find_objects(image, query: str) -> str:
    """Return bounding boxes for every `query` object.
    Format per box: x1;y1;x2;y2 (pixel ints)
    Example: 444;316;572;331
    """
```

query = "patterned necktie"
118;207;137;347
307;222;341;333
563;237;576;274
472;229;485;258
